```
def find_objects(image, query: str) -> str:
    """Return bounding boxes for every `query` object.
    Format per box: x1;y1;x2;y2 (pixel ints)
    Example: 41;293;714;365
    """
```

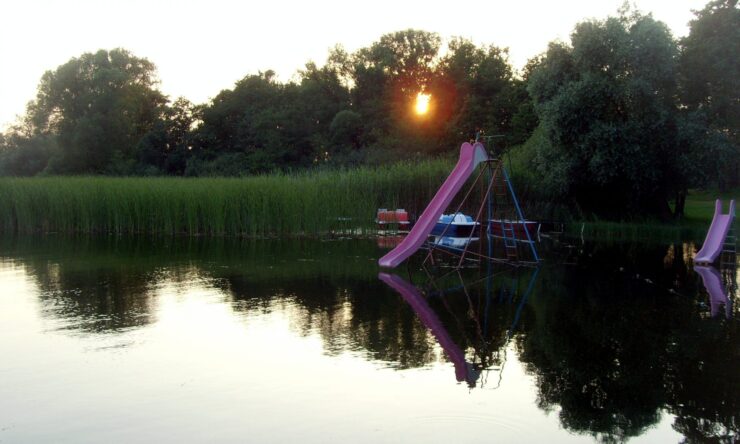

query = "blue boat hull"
430;223;478;237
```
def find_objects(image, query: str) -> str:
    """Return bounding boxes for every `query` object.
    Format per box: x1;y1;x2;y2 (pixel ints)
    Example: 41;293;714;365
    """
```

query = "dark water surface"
0;235;737;443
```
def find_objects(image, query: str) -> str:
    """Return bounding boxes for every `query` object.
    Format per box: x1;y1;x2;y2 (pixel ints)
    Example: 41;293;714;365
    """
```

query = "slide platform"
378;142;488;268
694;199;735;264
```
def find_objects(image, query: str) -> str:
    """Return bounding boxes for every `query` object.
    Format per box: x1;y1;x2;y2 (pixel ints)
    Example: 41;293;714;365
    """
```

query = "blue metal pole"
502;167;539;262
507;266;540;337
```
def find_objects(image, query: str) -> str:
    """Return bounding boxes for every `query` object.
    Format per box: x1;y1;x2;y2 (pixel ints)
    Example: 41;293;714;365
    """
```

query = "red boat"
376;208;411;231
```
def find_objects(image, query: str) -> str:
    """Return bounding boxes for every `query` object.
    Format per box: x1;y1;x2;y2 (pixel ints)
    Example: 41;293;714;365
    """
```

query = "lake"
0;235;737;443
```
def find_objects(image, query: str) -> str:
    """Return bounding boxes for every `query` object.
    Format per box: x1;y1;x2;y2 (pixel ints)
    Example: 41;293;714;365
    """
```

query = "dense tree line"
0;0;737;219
526;1;738;218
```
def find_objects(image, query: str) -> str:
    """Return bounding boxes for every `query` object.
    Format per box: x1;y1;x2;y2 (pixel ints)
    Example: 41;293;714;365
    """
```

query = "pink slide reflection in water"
694;266;732;319
378;142;488;268
379;273;476;385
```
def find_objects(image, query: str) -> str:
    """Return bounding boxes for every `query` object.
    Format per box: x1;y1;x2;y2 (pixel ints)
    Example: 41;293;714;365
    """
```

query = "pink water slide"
694;199;735;264
378;142;489;268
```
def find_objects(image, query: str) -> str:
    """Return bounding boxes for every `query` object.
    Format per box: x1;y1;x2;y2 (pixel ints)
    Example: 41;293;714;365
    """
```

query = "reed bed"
3;159;713;239
0;160;454;236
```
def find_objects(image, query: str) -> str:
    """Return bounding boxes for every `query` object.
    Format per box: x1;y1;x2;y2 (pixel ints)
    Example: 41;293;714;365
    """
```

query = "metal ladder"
502;222;519;261
491;163;519;261
721;206;736;263
486;159;542;263
722;224;736;256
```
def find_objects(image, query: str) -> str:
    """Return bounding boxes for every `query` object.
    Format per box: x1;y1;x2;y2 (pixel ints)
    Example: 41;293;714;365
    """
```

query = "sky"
0;0;709;131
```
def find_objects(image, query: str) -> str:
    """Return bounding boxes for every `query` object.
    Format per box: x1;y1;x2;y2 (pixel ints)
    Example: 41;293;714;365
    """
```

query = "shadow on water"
0;234;737;442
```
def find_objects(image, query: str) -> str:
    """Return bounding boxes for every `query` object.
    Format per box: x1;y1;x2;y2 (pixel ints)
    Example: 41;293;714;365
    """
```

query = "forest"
0;0;737;219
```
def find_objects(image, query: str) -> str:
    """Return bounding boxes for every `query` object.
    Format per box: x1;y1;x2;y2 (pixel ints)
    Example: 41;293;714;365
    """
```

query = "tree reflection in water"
517;242;737;443
1;235;736;442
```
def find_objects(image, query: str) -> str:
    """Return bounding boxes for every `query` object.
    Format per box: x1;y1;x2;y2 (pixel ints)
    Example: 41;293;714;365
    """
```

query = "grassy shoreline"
570;188;738;243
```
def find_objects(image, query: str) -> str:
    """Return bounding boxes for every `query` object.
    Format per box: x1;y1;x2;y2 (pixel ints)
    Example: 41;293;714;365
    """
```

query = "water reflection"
0;236;737;442
34;262;161;333
431;235;479;250
380;272;476;386
694;266;732;319
379;265;540;389
516;243;738;442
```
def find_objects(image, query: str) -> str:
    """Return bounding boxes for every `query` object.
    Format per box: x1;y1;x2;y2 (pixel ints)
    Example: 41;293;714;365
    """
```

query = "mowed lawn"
684;188;739;225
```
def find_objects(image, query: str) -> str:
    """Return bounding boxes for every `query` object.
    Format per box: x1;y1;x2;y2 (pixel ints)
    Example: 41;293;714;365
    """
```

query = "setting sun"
414;92;431;115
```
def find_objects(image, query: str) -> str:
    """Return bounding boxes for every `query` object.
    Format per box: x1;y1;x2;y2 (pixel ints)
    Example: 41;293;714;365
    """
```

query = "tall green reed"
0;160;454;236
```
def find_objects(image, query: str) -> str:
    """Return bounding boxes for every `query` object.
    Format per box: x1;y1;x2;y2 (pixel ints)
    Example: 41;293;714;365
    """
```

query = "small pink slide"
378;142;488;268
694;199;735;264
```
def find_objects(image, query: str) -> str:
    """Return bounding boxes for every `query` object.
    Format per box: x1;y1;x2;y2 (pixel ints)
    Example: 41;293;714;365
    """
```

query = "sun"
414;92;431;115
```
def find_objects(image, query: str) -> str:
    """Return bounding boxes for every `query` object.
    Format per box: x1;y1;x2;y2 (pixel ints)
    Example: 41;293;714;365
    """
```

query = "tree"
135;97;199;175
679;0;740;188
349;30;443;151
27;48;167;174
435;39;520;150
510;57;543;146
195;71;284;173
0;130;55;176
329;110;363;154
527;11;694;218
194;65;351;174
354;29;441;96
291;62;352;164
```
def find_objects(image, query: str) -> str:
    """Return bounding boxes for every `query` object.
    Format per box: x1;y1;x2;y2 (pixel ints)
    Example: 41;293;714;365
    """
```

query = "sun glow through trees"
414;92;431;115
